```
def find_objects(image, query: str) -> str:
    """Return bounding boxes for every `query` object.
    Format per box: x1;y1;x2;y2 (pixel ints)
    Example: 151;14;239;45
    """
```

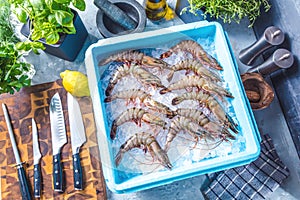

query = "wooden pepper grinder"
145;0;169;21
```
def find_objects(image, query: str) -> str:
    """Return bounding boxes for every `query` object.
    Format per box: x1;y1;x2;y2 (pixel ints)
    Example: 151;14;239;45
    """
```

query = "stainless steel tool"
2;103;31;200
49;93;67;192
32;118;42;198
67;93;87;190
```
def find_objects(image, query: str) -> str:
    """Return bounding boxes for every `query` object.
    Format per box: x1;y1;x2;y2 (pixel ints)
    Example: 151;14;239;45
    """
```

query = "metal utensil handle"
73;153;83;190
17;164;32;200
33;164;41;197
53;154;63;192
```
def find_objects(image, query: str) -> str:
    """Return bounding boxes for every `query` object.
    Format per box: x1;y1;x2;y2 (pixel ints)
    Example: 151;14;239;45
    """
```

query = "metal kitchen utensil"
239;26;285;65
67;93;87;190
32;118;42;198
2;103;32;200
49;93;67;192
247;48;294;76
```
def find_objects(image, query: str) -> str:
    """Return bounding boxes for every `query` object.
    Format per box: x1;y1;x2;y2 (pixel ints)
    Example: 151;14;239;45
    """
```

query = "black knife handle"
17;164;32;200
72;153;83;190
33;164;41;197
53;154;63;192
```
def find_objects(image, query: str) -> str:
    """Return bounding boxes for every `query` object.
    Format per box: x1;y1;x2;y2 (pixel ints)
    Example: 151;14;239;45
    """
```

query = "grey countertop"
20;0;299;199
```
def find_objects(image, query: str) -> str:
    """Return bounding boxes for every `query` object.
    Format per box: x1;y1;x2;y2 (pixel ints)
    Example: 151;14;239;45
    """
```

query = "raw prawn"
160;75;233;99
165;116;203;151
175;108;236;140
115;132;172;170
167;59;223;82
160;40;223;71
110;108;167;139
98;50;170;71
104;89;176;118
172;91;238;133
105;64;165;96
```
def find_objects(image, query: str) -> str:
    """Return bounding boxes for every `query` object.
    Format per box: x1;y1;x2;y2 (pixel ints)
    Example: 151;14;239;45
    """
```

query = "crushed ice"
99;39;243;176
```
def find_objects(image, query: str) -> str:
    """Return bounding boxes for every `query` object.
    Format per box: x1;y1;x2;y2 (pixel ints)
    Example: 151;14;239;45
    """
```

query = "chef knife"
32;118;42;198
67;93;87;190
2;103;32;200
49;93;67;192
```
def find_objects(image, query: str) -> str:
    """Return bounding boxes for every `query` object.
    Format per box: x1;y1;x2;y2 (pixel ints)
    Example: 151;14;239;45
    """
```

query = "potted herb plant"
9;0;88;61
180;0;271;27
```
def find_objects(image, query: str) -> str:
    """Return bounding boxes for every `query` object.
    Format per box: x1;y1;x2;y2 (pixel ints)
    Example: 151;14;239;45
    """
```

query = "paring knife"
2;103;32;200
67;93;87;190
49;93;67;192
32;118;42;198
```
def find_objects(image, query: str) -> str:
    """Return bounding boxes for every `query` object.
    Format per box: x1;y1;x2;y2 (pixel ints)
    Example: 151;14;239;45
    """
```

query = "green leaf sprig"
184;0;271;27
9;0;86;45
0;41;32;94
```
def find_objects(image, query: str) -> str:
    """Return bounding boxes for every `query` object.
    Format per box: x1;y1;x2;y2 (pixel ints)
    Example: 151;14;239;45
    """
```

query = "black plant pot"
21;10;88;61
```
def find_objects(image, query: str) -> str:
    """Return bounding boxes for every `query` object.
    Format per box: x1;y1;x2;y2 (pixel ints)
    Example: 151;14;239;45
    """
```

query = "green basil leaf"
45;32;60;44
31;30;42;41
32;42;45;50
72;0;86;11
15;42;26;50
54;10;74;26
62;26;76;34
45;0;53;9
48;14;57;23
54;0;71;4
14;7;27;23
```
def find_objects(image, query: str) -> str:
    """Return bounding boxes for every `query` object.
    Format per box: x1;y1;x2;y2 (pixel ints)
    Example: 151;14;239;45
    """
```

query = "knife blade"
2;103;31;200
49;92;67;192
32;118;41;198
67;93;87;190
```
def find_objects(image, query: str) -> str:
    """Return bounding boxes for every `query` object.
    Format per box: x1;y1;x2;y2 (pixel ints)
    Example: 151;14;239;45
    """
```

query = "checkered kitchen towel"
201;134;290;200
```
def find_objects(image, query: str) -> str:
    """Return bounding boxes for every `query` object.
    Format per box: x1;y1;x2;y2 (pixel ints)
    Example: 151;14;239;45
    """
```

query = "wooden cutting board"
0;80;107;200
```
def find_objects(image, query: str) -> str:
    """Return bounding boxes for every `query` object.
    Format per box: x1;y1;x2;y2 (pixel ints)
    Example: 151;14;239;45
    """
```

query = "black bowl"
96;0;146;38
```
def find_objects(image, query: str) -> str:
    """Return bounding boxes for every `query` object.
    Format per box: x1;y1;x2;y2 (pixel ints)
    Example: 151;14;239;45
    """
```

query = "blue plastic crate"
85;21;261;193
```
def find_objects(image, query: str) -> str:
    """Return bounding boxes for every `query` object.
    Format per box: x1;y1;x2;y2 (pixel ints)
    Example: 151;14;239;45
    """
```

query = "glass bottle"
145;0;168;21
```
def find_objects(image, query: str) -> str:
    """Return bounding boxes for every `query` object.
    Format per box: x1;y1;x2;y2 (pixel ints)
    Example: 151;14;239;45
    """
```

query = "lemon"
60;70;90;97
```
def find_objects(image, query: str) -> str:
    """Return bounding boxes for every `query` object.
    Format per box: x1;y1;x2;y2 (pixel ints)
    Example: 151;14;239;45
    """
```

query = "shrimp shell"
115;132;172;170
167;59;223;82
106;64;165;96
160;40;223;71
160;75;233;99
110;108;167;139
98;50;169;71
175;108;236;140
172;91;238;133
165;116;202;151
104;89;150;103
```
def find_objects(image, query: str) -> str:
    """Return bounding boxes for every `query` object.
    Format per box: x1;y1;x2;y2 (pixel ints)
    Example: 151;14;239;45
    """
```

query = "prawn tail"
104;96;112;102
171;96;183;105
166;70;175;82
226;114;239;133
160;51;172;59
115;150;124;166
110;121;117;140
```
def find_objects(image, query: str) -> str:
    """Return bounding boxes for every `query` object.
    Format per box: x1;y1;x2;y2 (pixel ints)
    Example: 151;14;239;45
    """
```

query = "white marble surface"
20;0;299;199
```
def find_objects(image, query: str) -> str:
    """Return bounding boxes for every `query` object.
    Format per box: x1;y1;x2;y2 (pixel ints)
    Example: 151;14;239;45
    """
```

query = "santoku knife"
2;103;31;200
32;118;42;198
67;93;87;190
49;93;67;192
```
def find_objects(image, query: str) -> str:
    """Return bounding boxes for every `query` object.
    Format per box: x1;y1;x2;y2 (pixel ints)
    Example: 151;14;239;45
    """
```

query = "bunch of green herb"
0;0;38;94
0;41;32;94
184;0;271;27
9;0;86;45
0;0;18;43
